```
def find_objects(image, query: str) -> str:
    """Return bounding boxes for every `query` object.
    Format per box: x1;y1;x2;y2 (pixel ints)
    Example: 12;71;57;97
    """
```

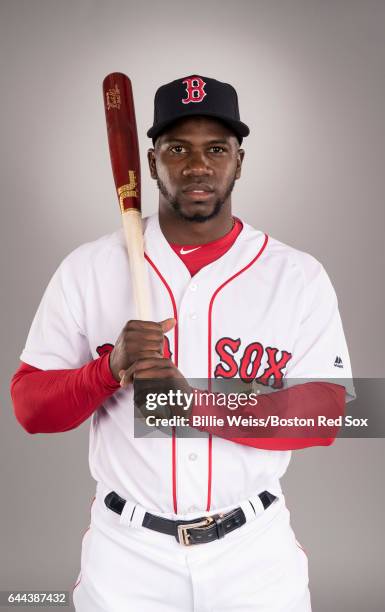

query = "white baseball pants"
72;487;311;611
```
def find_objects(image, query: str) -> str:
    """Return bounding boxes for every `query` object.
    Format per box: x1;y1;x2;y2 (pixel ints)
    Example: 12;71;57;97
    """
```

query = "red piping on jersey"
144;254;179;368
144;253;179;514
206;233;269;511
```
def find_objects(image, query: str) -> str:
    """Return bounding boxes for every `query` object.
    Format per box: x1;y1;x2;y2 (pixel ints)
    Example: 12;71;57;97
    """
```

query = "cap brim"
147;111;250;142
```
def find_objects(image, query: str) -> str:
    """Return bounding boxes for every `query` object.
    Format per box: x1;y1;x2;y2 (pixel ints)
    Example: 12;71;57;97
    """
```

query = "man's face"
148;116;244;223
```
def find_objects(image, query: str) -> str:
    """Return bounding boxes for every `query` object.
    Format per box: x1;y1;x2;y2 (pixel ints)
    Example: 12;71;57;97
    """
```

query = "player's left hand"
119;357;193;420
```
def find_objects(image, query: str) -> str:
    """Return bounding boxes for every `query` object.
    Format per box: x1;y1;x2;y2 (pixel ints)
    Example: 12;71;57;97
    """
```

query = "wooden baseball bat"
102;72;151;320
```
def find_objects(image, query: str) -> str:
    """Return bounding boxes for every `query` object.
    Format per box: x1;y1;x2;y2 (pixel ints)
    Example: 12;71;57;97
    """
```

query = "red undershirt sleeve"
10;356;345;448
10;347;120;434
190;381;346;450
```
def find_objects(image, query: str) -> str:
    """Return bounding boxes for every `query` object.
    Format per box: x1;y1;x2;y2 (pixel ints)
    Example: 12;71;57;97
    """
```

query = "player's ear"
235;148;245;179
147;149;158;180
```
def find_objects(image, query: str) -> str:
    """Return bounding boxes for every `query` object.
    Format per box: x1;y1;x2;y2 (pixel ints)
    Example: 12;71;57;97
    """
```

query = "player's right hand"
109;318;176;383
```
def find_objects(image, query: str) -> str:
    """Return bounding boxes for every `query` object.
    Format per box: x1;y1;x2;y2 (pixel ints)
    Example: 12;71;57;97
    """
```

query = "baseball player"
11;75;355;611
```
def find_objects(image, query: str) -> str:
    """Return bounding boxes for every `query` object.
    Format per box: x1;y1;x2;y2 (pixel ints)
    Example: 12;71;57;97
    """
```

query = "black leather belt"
104;490;277;546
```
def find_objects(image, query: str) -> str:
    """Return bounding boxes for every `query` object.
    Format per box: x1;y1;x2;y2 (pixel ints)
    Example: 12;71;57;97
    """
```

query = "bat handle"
122;210;152;320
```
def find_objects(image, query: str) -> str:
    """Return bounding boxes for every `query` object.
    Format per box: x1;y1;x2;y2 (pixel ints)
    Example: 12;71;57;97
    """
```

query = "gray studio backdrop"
1;1;384;611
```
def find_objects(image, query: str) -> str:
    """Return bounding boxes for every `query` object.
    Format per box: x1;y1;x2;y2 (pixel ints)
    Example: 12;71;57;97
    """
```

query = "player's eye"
209;146;226;154
170;145;187;154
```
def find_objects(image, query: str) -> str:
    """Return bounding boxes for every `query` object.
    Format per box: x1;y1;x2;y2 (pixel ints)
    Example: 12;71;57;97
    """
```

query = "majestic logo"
214;337;292;389
180;246;201;255
182;77;207;104
334;356;343;368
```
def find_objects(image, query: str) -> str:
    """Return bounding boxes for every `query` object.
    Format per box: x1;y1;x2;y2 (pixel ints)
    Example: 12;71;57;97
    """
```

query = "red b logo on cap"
182;77;206;104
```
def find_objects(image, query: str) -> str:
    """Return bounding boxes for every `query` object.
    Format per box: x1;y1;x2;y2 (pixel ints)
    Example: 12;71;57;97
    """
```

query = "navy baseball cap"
147;75;250;144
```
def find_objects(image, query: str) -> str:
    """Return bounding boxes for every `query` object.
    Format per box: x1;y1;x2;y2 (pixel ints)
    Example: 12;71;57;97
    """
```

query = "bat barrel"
103;73;141;213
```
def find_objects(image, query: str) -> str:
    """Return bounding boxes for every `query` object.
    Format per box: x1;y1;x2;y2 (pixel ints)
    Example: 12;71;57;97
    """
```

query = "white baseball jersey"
21;213;355;516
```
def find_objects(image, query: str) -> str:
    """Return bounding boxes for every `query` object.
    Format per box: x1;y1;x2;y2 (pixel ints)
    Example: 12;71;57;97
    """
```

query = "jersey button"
188;452;198;461
188;505;199;513
189;313;198;320
190;283;198;291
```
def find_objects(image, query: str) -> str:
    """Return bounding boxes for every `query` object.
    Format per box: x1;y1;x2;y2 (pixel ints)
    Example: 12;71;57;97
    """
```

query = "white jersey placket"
143;215;270;515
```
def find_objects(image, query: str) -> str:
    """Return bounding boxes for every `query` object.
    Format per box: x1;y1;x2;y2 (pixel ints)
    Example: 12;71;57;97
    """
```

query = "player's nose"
182;150;213;177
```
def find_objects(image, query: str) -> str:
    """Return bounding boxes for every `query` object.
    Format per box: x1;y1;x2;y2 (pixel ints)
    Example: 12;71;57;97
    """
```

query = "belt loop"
122;503;147;529
242;491;276;521
240;496;261;522
119;500;137;527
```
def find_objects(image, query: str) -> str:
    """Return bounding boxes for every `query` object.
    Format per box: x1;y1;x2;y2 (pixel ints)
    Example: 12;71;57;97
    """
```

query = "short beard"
157;176;236;223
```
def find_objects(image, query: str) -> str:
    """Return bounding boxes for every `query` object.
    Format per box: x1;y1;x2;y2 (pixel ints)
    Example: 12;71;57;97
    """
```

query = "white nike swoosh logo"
180;246;201;255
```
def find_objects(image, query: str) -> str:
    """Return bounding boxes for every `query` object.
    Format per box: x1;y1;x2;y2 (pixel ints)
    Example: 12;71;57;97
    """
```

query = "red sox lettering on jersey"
215;338;292;388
